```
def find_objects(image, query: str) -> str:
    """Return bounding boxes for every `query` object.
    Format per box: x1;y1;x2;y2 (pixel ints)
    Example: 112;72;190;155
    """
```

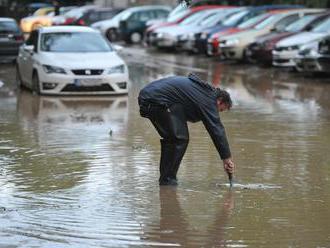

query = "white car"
16;26;129;95
273;15;330;67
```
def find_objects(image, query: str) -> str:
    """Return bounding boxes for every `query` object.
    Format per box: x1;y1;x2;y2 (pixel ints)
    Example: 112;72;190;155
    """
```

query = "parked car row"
145;5;330;74
18;4;173;45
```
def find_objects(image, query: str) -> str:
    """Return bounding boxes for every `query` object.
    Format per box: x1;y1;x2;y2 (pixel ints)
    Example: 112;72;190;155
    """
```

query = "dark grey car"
0;18;24;62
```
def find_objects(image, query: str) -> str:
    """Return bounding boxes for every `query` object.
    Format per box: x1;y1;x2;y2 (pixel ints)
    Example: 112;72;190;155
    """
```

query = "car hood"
220;28;265;42
91;18;119;30
276;32;329;47
39;52;125;69
157;24;200;36
256;32;291;44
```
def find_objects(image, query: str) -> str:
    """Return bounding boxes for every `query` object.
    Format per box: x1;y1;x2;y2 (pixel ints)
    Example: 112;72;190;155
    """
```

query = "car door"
19;30;38;87
128;10;154;33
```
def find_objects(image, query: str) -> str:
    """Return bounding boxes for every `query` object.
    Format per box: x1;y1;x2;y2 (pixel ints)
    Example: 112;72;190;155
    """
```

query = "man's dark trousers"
140;102;189;185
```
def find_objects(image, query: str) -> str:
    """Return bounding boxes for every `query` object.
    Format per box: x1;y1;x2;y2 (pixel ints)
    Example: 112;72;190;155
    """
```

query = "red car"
145;5;231;46
246;11;330;65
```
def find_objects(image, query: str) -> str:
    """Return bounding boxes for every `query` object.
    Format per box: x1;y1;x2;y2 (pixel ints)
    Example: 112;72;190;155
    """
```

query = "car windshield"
312;17;330;33
64;7;92;19
168;2;188;19
285;15;316;32
199;10;232;27
167;8;190;22
238;13;268;29
180;11;207;25
110;10;131;22
0;21;19;33
254;14;279;30
40;32;113;52
222;10;249;26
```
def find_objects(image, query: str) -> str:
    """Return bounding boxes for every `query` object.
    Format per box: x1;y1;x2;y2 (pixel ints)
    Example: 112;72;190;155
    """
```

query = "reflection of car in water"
17;89;128;129
14;90;128;192
220;65;330;114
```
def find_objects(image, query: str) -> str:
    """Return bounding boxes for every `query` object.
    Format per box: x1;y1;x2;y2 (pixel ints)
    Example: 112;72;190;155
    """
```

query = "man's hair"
215;88;232;110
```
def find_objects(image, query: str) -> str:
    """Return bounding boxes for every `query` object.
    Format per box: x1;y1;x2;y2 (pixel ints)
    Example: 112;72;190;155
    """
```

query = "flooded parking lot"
0;47;330;247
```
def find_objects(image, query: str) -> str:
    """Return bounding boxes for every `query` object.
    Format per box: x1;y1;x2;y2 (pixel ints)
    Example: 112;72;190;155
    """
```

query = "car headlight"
221;38;240;47
42;65;66;74
108;65;125;74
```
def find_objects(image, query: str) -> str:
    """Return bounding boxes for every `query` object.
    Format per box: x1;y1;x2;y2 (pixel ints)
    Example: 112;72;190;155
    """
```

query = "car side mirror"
24;45;34;54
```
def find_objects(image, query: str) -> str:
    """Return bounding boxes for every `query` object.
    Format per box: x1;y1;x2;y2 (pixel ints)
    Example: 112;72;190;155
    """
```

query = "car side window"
155;10;168;19
101;11;113;19
139;10;153;22
275;14;299;31
129;12;139;22
89;12;99;22
25;30;39;52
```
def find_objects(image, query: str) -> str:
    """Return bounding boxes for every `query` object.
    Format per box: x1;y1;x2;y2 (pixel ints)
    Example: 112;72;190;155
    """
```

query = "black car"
0;18;24;62
72;8;124;26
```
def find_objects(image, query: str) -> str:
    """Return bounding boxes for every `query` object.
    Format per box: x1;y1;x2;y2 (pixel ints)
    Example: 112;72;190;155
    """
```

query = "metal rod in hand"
228;173;233;188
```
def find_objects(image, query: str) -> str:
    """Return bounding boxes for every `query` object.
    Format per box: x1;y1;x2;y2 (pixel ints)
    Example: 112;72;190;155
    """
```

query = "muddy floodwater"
0;47;330;248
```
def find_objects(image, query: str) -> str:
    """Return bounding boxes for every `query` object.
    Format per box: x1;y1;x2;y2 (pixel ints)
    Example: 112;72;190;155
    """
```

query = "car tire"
32;71;40;94
106;28;118;41
129;32;142;44
15;65;22;88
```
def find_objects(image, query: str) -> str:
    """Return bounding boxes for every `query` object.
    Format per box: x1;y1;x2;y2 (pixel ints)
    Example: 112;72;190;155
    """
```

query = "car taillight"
64;18;74;25
14;35;24;41
78;19;85;26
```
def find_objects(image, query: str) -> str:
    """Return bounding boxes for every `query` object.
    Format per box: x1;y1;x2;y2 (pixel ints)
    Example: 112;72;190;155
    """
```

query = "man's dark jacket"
139;74;231;160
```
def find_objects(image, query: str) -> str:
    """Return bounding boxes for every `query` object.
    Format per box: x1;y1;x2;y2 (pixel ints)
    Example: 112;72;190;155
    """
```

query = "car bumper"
38;72;129;95
220;46;244;60
295;55;330;73
272;49;299;67
156;35;178;48
246;46;272;64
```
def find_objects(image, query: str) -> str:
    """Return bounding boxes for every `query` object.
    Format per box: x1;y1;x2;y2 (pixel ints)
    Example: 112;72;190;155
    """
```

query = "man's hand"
223;158;235;175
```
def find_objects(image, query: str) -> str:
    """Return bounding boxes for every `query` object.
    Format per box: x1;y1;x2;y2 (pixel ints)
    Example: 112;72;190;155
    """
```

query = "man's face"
217;99;229;112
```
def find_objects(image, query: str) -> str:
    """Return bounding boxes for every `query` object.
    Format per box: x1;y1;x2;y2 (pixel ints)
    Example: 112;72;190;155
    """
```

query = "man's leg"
151;104;189;185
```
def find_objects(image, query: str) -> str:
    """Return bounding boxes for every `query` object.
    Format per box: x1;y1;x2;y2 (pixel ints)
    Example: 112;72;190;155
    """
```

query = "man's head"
215;88;232;112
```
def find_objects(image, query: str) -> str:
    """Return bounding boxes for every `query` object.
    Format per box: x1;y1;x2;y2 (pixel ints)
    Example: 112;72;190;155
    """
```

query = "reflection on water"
0;50;330;247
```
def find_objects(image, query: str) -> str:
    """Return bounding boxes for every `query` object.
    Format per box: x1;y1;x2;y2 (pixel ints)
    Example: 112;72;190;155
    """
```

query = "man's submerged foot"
159;177;178;186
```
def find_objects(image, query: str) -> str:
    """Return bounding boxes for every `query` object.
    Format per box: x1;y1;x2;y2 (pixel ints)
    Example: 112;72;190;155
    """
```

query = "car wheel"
15;65;22;88
129;32;142;44
32;71;40;94
106;28;118;41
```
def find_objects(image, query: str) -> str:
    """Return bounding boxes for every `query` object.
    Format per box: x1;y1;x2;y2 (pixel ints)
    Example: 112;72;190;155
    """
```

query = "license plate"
74;78;103;86
0;37;10;42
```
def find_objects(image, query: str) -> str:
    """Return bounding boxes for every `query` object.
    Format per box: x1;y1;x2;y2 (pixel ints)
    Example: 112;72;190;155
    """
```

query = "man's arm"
200;107;235;174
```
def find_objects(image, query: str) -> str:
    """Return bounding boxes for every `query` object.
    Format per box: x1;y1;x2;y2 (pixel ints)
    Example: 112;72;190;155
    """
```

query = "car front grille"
61;84;114;92
71;69;104;75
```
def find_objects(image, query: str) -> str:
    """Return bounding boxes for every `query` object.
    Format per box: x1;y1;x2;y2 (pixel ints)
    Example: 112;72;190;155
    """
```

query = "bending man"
138;73;235;185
